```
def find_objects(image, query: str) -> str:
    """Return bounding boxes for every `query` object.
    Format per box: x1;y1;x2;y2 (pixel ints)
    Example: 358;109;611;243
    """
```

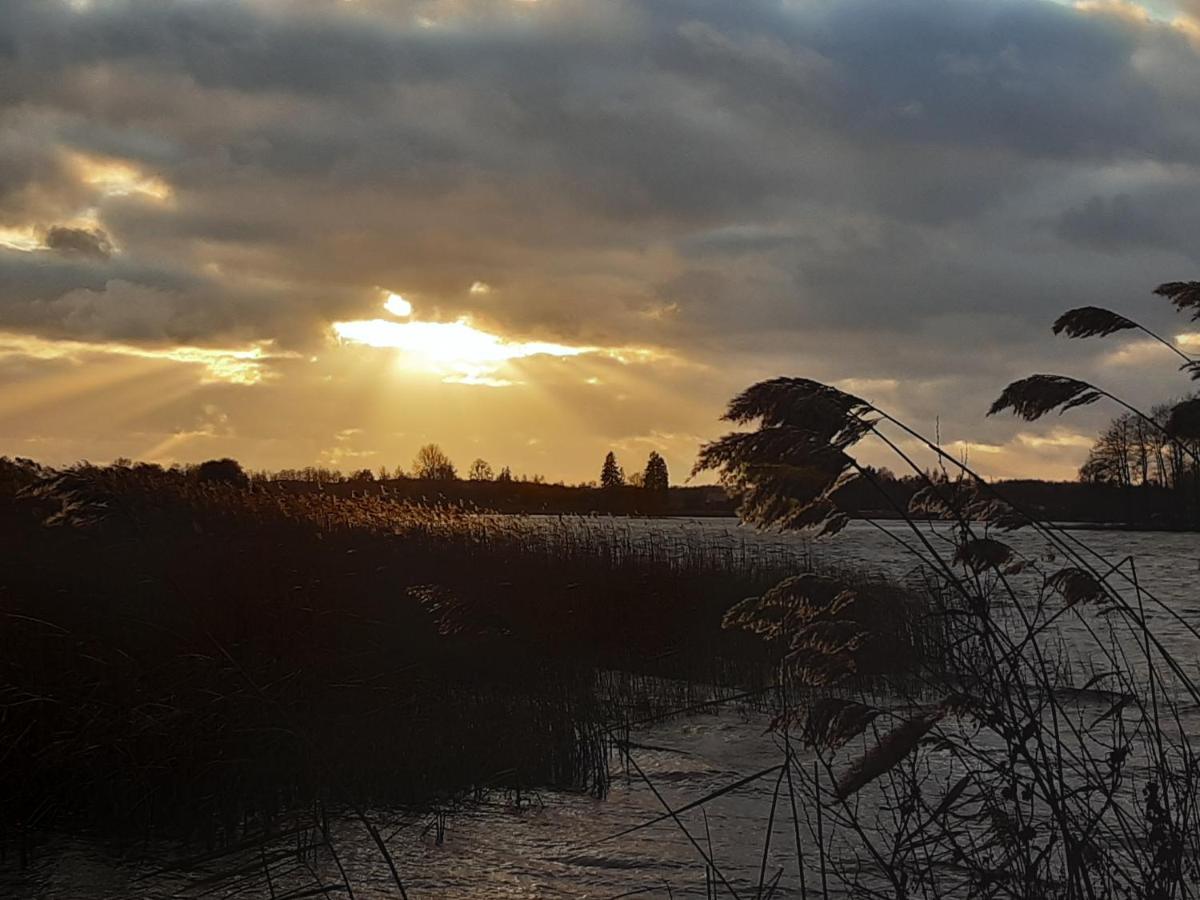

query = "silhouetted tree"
1080;400;1199;490
349;468;375;482
412;444;457;480
468;458;494;481
195;458;250;488
600;451;624;488
496;466;513;483
642;452;669;492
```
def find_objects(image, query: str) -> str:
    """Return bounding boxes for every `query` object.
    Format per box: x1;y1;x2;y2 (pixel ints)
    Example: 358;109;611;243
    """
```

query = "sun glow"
0;225;44;252
1176;332;1200;350
333;296;667;386
383;292;413;317
332;317;592;386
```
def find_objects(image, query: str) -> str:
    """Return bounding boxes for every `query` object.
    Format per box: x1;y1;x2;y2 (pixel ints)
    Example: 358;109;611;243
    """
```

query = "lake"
7;518;1199;899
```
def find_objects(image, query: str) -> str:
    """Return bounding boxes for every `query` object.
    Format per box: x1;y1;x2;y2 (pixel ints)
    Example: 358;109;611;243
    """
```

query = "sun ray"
0;355;167;423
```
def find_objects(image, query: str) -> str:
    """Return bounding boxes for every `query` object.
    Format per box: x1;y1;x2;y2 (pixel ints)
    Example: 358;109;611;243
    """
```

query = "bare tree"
1081;400;1199;490
412;444;457;481
468;458;494;481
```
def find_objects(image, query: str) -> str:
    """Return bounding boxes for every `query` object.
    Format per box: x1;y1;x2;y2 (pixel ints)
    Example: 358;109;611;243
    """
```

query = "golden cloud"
0;331;294;385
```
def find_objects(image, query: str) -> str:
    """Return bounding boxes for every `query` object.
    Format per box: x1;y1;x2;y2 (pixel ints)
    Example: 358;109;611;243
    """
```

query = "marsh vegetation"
0;458;939;889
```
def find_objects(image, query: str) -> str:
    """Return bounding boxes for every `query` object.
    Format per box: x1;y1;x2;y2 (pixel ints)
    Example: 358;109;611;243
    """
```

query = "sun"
333;293;591;385
383;292;413;317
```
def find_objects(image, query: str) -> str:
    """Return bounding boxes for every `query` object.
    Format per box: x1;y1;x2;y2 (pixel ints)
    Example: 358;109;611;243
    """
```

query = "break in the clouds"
3;0;1200;480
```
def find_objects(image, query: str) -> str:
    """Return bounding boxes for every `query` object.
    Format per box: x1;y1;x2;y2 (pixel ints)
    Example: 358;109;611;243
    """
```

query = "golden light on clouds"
332;317;592;386
0;226;43;253
940;427;1095;481
1073;0;1152;24
1073;0;1200;44
947;430;1094;456
0;331;288;385
69;152;172;201
333;295;666;387
0;210;114;255
833;377;900;396
1015;429;1095;450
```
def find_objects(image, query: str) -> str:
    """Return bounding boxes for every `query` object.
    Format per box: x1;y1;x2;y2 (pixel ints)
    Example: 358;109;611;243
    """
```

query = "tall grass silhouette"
665;282;1200;897
0;458;942;894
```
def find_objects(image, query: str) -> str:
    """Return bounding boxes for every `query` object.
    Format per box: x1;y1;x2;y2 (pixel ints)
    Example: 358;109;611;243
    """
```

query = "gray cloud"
1055;187;1200;262
3;0;1200;474
45;225;113;259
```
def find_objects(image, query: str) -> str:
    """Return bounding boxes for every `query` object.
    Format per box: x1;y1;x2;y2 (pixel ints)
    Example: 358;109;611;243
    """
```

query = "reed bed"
673;367;1200;898
0;456;943;880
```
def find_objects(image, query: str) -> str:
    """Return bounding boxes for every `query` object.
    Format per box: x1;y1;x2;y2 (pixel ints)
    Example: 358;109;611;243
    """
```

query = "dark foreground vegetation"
695;374;1200;897
667;281;1200;897
0;457;936;865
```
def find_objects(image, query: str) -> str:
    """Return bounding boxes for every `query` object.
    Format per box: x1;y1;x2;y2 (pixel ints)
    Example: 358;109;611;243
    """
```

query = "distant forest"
10;404;1199;526
91;461;1196;528
257;468;1193;528
249;426;1200;526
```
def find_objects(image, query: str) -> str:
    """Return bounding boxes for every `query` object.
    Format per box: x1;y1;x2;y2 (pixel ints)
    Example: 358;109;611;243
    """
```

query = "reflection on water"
6;519;1198;898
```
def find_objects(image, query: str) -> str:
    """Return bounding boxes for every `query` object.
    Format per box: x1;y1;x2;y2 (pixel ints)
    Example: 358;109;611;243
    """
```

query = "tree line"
1079;399;1199;490
258;444;670;491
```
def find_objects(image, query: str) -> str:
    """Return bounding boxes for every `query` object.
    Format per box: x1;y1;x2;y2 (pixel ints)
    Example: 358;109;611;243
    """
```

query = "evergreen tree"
600;451;625;488
642;451;669;492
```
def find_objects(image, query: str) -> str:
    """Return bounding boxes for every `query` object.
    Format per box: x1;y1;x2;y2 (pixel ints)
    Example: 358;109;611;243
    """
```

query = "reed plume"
988;374;1103;420
953;537;1015;572
1155;280;1200;320
1052;306;1138;338
833;710;943;800
1045;566;1110;607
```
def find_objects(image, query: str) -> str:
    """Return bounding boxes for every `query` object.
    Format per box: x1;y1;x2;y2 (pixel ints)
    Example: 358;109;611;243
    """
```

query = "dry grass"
0;456;940;862
688;369;1200;897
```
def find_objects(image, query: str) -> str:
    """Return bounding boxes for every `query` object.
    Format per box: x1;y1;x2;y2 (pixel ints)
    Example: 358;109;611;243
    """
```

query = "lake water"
7;519;1199;898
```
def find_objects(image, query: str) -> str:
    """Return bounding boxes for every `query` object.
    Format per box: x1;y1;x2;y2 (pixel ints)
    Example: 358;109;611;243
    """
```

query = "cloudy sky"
3;0;1200;483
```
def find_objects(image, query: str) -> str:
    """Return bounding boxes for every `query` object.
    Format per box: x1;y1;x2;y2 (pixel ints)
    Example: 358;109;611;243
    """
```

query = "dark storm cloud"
45;225;113;259
0;248;217;342
0;246;361;347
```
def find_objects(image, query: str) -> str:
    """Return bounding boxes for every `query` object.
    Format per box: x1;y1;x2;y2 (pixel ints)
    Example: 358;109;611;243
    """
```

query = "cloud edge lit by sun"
332;293;669;387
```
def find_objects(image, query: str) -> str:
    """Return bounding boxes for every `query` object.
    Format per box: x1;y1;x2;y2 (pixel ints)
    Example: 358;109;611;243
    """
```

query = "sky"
4;0;1200;484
